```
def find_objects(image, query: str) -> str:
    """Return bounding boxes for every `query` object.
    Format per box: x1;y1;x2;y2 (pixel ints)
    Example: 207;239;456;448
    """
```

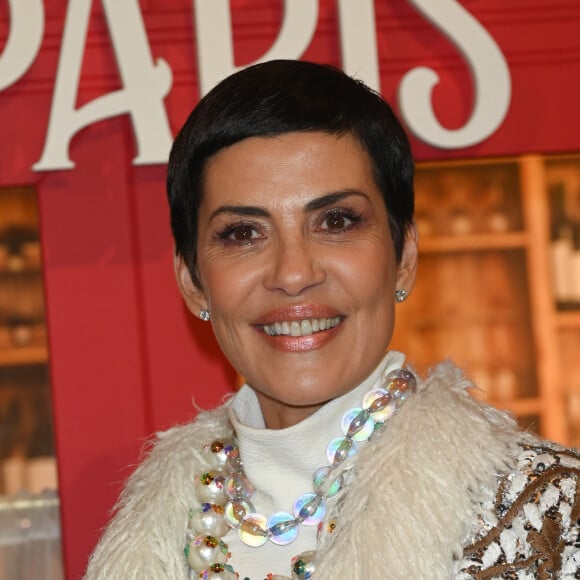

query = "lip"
255;304;343;325
254;304;345;352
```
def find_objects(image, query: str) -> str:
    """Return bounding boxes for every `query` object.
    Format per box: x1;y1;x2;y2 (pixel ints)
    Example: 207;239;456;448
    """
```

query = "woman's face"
176;132;417;429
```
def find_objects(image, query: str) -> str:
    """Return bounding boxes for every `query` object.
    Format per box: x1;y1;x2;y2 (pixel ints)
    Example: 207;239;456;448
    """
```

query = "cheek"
200;260;261;316
332;244;396;300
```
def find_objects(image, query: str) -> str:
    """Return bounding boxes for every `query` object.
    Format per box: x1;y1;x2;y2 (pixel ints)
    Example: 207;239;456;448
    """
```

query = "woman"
85;60;580;579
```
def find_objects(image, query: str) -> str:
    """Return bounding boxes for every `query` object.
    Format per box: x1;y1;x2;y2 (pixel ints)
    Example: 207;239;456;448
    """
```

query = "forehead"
201;131;379;207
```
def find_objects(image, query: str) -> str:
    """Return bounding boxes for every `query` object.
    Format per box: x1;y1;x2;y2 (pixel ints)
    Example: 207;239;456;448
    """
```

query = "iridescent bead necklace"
184;367;417;579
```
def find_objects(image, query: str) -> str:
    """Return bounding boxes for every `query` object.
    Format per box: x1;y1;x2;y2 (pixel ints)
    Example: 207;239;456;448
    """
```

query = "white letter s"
399;0;511;149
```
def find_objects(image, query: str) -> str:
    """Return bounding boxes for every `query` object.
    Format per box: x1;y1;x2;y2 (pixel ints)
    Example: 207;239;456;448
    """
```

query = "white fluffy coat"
85;363;528;579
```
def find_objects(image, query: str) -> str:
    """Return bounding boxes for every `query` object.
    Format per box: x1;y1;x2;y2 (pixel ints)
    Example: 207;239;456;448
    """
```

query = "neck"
255;393;329;429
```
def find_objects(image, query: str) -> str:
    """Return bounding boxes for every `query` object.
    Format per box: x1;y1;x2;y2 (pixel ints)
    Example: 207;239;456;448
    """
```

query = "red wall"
1;1;580;577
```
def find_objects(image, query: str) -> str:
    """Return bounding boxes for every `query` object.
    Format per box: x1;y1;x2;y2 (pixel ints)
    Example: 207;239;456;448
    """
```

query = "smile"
262;317;342;337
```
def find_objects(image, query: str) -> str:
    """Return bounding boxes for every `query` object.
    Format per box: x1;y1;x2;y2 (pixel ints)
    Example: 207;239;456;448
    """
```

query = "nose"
264;236;326;296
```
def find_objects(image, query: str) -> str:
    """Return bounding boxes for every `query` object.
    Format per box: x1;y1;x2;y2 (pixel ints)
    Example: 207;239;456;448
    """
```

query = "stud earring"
199;309;210;322
395;289;408;303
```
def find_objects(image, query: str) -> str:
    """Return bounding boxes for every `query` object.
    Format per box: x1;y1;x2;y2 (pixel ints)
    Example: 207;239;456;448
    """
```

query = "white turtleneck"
226;351;405;579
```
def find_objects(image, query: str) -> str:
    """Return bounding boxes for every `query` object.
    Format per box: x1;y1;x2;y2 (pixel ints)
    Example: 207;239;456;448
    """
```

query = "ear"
395;224;419;296
174;253;208;317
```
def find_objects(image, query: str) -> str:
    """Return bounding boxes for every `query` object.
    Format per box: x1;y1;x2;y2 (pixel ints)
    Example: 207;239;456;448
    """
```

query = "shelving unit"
544;155;580;447
0;186;54;495
0;346;49;367
391;154;580;447
558;311;580;328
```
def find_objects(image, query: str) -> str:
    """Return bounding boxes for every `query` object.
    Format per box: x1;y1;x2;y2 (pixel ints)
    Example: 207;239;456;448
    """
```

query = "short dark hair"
167;59;414;283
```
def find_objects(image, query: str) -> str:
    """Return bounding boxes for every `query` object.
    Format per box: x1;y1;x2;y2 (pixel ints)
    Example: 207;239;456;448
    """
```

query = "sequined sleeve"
456;442;580;579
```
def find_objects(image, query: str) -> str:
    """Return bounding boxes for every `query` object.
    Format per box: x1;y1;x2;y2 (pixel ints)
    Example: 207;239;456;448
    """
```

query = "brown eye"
325;214;347;230
217;221;263;245
232;225;255;241
321;209;361;232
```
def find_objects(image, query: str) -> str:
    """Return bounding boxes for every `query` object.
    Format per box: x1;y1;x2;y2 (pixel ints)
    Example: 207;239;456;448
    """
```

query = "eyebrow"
304;189;369;211
209;205;270;220
209;189;369;221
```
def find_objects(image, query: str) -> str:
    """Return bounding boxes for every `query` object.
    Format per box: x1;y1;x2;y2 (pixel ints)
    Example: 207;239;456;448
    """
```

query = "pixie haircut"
167;59;414;283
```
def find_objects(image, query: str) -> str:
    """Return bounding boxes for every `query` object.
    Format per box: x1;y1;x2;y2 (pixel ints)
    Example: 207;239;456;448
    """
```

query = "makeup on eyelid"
213;207;365;246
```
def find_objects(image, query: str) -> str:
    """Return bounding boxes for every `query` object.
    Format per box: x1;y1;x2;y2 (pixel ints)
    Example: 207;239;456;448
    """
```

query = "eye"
320;209;361;231
230;225;257;241
324;213;349;230
218;222;262;244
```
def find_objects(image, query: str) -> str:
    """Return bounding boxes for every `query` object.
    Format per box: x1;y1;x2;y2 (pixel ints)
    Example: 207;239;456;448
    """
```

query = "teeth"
262;317;341;337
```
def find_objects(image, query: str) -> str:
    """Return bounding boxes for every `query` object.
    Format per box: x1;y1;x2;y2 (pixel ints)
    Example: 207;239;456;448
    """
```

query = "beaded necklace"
184;367;417;579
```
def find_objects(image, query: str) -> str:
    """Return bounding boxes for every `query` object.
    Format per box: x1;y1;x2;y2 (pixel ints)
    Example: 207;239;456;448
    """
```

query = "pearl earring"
199;309;211;322
395;289;408;303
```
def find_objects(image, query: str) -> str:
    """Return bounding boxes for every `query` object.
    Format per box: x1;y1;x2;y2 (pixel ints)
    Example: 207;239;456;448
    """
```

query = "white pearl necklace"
185;367;417;579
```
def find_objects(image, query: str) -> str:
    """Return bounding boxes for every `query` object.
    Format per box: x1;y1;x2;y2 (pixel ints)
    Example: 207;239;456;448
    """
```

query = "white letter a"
34;0;173;171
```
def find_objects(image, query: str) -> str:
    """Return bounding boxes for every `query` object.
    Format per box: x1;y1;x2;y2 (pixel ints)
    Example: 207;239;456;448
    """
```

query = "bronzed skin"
175;132;418;429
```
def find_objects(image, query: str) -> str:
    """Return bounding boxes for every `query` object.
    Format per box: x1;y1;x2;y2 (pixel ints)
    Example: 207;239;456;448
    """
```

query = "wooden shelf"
419;232;528;253
410;311;527;327
492;397;542;417
0;266;42;276
0;345;48;366
394;154;580;445
556;310;580;328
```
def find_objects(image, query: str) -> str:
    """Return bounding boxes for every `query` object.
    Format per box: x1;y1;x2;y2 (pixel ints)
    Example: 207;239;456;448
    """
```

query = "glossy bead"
291;550;316;579
195;470;228;505
363;387;389;409
341;407;374;441
205;439;237;469
388;370;416;406
224;499;254;528
186;535;228;572
326;437;357;465
267;512;299;545
190;503;229;538
363;388;397;422
197;563;237;579
386;368;416;391
225;446;243;471
239;513;268;547
312;466;342;498
293;493;325;525
225;473;253;500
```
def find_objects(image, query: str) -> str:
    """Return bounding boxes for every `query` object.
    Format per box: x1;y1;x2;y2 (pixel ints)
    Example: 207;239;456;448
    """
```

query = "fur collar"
317;362;521;579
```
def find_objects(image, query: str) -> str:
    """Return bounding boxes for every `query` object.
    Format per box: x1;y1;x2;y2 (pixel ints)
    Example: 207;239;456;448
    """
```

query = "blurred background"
1;1;579;578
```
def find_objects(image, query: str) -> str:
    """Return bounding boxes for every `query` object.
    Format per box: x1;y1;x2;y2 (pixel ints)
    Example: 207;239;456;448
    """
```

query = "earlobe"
174;253;208;315
395;224;419;296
